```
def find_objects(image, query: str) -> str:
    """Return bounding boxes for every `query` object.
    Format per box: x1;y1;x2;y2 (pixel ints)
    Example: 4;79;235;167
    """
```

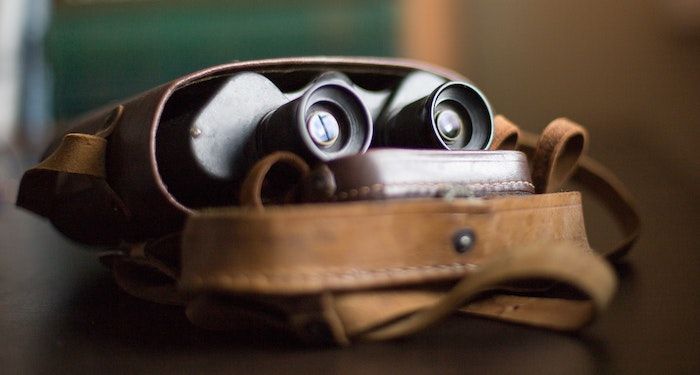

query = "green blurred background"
47;0;396;119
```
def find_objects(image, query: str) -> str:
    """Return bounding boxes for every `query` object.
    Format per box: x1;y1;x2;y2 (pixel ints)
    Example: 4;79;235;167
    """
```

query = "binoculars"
157;69;494;207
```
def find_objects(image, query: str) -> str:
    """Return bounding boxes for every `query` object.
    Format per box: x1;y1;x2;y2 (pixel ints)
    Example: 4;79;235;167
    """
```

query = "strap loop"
240;151;310;210
517;117;640;260
531;118;588;193
490;115;520;150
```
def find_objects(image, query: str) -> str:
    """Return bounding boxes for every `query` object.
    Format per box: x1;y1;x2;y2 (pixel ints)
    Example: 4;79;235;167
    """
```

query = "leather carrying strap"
490;115;520;151
530;118;588;194
516;118;640;260
100;233;183;305
182;240;614;344
355;241;615;341
239;151;310;209
573;157;640;260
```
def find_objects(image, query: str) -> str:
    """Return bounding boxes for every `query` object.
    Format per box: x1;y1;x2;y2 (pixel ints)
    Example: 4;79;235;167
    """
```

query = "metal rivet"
190;126;202;138
452;229;475;253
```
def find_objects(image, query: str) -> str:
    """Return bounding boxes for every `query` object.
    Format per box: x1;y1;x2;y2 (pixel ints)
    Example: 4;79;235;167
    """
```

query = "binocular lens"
380;81;493;150
307;109;340;147
435;100;471;144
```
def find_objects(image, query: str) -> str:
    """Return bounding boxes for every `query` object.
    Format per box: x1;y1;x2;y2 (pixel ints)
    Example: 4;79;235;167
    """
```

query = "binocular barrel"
379;81;494;150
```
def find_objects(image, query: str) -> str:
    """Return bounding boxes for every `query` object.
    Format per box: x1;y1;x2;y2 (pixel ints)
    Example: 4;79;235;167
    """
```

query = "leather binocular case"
16;57;640;345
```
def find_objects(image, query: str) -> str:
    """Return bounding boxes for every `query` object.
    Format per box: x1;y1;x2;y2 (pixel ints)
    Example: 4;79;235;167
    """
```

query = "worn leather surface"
180;193;587;294
180;191;613;343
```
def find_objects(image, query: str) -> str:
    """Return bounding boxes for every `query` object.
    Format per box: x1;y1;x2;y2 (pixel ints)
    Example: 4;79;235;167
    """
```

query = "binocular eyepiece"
377;80;494;150
255;77;372;162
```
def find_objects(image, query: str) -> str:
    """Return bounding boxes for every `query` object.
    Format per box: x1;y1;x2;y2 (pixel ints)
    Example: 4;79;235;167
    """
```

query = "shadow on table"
24;260;634;374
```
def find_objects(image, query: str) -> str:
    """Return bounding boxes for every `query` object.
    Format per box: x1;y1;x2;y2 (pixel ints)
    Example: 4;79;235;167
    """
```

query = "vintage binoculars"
157;70;494;207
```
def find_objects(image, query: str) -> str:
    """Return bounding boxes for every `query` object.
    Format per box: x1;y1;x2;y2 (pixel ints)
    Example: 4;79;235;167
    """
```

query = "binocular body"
156;61;494;208
33;57;493;243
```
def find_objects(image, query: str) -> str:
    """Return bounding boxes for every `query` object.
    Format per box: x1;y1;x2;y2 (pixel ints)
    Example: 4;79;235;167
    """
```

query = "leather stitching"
331;180;535;201
185;262;480;287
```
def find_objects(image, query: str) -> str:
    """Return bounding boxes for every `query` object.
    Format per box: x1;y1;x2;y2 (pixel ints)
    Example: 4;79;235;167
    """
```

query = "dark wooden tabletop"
1;137;699;375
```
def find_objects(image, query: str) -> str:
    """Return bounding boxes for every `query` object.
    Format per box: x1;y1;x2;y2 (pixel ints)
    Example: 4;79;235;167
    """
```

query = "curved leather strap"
490;115;520;151
531;118;588;193
460;294;594;330
104;233;185;305
110;255;183;305
356;241;616;341
574;156;640;260
517;119;640;260
240;151;310;209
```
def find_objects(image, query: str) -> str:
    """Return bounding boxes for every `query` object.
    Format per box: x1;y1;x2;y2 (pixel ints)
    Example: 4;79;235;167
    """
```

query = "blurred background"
0;0;698;192
0;0;699;373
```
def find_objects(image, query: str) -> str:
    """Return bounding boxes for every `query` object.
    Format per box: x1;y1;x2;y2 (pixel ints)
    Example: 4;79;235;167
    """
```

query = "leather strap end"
491;115;520;150
532;118;589;194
